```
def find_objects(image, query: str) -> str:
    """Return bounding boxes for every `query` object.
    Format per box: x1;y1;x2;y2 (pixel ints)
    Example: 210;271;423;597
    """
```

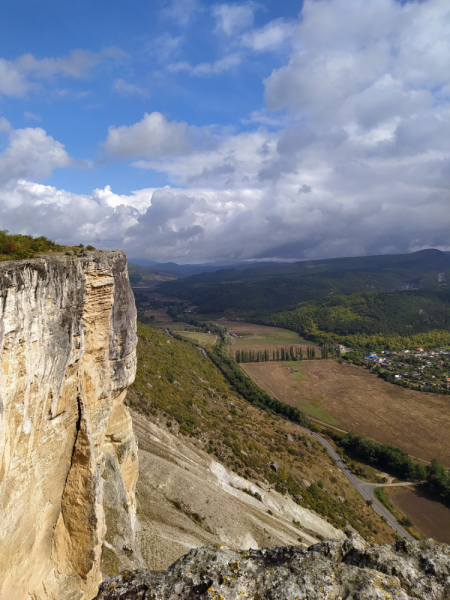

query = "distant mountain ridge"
156;249;450;317
128;259;288;278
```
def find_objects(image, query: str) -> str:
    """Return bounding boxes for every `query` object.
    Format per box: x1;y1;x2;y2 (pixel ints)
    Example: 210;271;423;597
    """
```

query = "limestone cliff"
0;251;139;600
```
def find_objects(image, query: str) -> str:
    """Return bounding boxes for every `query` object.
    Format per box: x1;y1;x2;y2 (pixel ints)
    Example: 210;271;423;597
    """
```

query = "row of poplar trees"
235;345;317;363
235;343;338;363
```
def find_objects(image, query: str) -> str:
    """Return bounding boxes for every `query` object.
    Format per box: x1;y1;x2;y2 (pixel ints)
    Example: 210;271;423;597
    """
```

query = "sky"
0;0;449;262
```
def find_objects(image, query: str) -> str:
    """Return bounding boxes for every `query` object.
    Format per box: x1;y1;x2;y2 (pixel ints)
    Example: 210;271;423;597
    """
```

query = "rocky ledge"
94;535;450;600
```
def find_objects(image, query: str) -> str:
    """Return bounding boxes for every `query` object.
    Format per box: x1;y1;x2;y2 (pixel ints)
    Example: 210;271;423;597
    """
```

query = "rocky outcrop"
0;251;139;600
94;535;450;600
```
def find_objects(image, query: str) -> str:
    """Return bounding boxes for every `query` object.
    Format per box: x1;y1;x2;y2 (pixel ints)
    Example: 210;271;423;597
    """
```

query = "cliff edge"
0;251;139;600
95;535;450;600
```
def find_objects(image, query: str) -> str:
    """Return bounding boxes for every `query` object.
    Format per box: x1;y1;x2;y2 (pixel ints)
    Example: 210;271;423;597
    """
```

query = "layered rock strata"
95;535;450;600
0;251;138;600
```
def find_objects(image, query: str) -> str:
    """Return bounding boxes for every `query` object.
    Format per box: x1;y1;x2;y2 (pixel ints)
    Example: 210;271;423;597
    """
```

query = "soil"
389;487;450;544
242;360;450;465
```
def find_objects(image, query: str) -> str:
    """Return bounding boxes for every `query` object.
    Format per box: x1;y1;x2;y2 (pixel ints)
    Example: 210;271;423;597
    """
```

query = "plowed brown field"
389;488;450;544
242;360;450;465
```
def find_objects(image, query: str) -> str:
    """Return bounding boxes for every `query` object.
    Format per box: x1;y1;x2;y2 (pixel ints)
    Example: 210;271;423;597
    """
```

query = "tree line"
209;340;308;426
332;431;450;503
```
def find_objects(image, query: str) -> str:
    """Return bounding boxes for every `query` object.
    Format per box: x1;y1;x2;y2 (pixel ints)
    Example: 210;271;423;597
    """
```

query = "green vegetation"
300;402;340;426
332;431;450;506
159;248;450;318
210;340;308;426
0;230;63;260
128;262;177;286
426;458;450;503
176;331;217;346
0;230;98;261
331;432;427;481
233;329;310;346
265;290;450;351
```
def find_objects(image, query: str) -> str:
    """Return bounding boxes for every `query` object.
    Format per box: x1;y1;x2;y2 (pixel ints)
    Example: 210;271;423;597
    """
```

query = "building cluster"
362;348;450;390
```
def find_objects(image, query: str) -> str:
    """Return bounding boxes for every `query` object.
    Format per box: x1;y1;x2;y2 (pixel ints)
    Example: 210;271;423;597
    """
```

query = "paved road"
297;425;413;540
244;367;415;537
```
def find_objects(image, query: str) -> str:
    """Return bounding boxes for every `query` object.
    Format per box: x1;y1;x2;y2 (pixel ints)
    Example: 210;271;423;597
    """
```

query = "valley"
128;253;450;568
124;322;400;568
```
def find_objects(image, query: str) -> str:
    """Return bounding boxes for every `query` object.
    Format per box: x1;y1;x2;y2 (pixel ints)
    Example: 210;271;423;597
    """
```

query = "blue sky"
0;0;449;261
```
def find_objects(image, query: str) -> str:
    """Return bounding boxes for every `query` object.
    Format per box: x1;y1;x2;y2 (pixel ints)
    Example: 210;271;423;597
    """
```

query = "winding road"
296;425;414;540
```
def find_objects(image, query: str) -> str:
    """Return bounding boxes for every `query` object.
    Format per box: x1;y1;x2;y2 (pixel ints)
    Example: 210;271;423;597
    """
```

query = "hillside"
123;322;399;571
158;249;450;317
264;290;450;350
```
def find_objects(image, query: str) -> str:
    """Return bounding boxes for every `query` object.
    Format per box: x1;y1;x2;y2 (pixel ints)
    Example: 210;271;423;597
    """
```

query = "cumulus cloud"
1;0;450;262
103;112;192;159
241;18;296;51
0;121;73;187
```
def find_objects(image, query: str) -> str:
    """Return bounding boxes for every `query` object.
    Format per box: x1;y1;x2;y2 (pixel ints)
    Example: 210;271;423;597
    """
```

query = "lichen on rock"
93;535;450;600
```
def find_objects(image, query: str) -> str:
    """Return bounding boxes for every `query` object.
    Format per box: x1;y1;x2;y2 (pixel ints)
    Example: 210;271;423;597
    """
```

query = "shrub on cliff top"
0;230;63;260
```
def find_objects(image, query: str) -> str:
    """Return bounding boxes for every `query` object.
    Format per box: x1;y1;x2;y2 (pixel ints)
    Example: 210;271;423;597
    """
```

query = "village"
361;347;450;391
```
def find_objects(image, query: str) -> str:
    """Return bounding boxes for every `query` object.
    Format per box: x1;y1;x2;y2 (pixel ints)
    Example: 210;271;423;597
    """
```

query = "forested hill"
158;249;450;317
264;290;450;350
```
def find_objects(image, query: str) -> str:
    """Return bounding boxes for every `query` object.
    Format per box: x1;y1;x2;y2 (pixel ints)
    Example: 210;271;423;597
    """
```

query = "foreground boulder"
93;535;450;599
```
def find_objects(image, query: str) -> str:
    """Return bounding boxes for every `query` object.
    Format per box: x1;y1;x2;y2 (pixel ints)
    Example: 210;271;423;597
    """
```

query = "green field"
233;330;312;347
176;331;217;346
299;401;340;426
283;362;307;381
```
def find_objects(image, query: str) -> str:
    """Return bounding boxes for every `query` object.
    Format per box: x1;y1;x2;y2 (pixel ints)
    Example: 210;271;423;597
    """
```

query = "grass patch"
300;402;340;426
176;331;217;346
283;362;308;381
233;330;312;347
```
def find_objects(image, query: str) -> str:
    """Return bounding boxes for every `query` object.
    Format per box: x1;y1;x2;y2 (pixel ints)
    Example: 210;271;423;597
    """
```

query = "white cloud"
0;121;73;187
103;112;191;159
241;18;296;51
0;58;30;97
0;48;125;97
264;0;450;129
1;0;450;262
167;53;241;76
162;0;201;26
212;2;257;35
112;79;149;97
24;112;42;122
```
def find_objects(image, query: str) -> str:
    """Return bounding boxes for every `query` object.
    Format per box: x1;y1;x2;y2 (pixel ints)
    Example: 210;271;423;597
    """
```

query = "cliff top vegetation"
0;230;95;261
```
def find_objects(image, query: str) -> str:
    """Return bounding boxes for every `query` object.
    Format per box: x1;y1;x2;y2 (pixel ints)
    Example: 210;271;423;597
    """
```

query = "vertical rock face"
0;251;138;600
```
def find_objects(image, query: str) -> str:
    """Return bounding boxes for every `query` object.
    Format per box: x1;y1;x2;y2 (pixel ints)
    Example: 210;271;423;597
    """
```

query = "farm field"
212;321;316;354
241;360;450;465
144;309;174;323
388;487;450;544
176;331;217;346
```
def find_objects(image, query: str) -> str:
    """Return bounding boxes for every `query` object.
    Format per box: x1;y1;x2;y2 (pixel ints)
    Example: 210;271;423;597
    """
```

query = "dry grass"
242;360;450;465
